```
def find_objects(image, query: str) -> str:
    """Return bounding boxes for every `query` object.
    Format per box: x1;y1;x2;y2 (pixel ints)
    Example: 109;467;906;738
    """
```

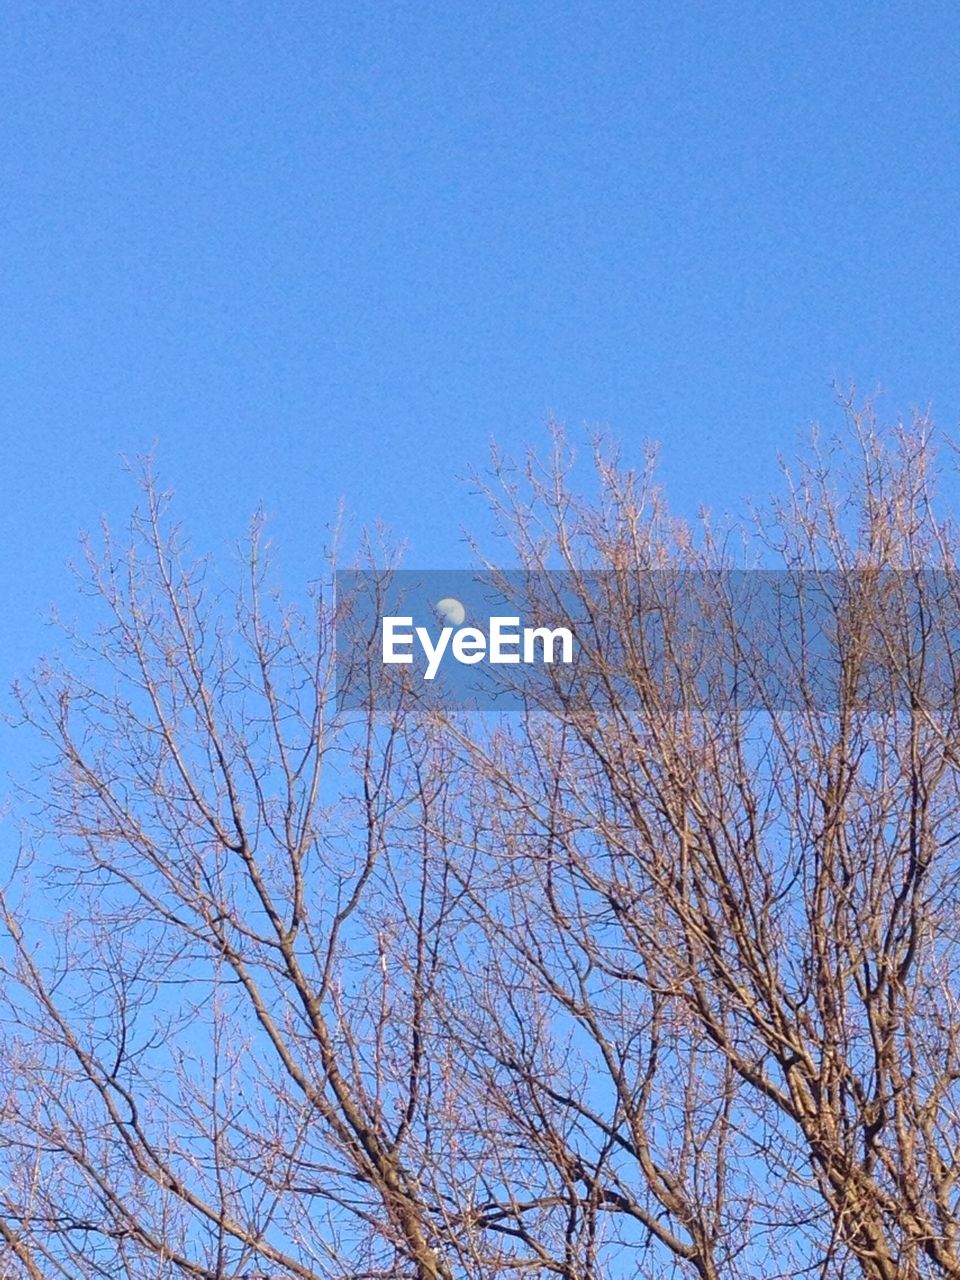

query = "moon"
435;597;466;626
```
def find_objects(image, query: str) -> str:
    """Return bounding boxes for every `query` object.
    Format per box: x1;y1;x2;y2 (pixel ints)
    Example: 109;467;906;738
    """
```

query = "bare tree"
4;407;960;1279
440;407;960;1278
0;486;477;1279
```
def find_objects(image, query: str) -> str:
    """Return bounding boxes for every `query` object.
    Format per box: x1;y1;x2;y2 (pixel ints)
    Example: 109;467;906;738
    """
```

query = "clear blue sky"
1;0;959;688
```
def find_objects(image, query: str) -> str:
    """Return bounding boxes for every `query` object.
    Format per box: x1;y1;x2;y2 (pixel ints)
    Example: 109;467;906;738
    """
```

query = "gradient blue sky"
2;0;959;690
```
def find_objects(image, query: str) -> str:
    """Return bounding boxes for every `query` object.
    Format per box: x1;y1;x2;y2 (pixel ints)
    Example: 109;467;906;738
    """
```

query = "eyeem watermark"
336;568;960;713
334;570;583;708
382;614;574;680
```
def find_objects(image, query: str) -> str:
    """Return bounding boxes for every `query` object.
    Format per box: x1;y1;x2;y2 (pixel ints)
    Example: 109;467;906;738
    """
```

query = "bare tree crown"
3;407;960;1280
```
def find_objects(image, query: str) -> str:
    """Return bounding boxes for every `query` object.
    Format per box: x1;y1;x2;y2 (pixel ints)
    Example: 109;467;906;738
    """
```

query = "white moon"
435;597;466;626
